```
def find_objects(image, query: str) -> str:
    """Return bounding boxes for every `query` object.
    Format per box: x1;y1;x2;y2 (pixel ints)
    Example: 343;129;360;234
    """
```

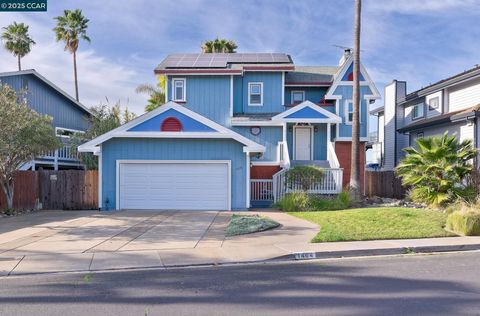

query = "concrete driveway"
0;209;318;275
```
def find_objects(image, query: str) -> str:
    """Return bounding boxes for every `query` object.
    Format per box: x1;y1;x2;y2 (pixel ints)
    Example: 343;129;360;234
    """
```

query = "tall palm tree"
1;22;36;71
201;38;238;53
350;0;362;199
53;9;90;101
136;75;166;112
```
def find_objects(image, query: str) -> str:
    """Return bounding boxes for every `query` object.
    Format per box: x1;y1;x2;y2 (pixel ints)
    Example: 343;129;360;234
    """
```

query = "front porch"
250;102;344;207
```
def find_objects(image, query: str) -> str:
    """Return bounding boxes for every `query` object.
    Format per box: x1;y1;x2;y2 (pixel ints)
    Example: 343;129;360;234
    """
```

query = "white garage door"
118;161;230;210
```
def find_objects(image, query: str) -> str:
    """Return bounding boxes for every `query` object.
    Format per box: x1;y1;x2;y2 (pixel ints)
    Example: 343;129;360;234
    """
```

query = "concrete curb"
274;243;480;262
4;242;480;277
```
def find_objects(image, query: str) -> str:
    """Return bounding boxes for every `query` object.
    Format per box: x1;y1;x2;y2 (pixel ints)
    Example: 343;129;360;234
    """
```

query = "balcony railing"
250;179;274;201
41;145;78;161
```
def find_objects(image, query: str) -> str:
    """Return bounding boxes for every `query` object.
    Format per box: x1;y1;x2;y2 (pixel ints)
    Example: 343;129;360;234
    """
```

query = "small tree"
396;132;477;207
71;102;135;169
285;165;324;192
0;84;61;211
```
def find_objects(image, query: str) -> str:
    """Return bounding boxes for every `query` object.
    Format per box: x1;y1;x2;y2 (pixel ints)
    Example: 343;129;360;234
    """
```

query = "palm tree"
136;75;166;112
53;9;90;101
349;0;362;200
201;38;238;53
1;22;36;71
396;132;476;207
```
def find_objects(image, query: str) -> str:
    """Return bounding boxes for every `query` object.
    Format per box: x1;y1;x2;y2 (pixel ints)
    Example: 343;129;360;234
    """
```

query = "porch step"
291;160;332;168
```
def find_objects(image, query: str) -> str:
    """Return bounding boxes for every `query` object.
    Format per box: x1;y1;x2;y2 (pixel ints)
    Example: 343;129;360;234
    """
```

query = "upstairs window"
429;96;439;110
345;100;361;124
412;103;424;120
291;91;305;104
248;82;263;106
173;78;186;102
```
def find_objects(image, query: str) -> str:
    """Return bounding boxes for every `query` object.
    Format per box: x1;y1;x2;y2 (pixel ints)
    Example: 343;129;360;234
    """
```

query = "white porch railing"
277;141;291;168
272;168;343;202
42;145;78;161
250;179;274;201
327;141;340;168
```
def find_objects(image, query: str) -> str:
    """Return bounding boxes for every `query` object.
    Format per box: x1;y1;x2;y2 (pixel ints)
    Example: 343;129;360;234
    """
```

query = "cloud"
366;0;480;15
0;10;150;114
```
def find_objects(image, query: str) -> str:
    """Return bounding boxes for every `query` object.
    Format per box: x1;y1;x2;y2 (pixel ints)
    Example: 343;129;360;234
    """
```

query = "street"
1;251;479;315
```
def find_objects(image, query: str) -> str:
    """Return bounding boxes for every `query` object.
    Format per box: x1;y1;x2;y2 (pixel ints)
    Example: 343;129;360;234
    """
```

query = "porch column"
327;123;331;143
282;122;287;142
245;152;251;209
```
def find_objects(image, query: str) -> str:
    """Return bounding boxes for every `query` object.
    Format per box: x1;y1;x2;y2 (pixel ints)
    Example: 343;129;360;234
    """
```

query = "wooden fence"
365;171;406;199
0;170;98;211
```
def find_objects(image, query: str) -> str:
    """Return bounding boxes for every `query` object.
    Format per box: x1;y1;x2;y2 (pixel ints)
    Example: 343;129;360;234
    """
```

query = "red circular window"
347;72;354;81
161;117;182;131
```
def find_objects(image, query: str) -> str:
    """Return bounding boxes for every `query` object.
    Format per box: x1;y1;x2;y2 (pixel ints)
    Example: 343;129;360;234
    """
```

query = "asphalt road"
1;251;480;316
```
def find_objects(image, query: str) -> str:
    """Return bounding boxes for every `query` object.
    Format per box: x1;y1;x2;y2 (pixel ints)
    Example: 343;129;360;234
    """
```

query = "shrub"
276;192;310;212
446;209;480;236
285;165;324;192
310;191;351;211
396;132;477;207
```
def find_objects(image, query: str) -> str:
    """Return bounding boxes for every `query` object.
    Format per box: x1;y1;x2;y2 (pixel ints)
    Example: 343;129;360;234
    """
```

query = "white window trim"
412;103;424;120
291;90;305;104
55;127;85;138
344;99;362;125
428;96;439;110
248;82;263;106
172;78;186;102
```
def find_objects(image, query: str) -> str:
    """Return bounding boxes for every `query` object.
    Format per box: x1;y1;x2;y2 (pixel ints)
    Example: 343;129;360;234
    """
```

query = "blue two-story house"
0;69;93;170
79;50;380;211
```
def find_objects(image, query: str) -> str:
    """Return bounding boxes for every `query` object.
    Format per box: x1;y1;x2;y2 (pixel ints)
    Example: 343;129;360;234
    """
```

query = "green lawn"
290;207;456;242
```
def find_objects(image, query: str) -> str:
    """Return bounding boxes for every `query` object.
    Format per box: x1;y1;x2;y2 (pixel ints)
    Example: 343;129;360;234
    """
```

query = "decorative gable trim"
325;55;381;100
272;100;342;123
78;101;265;153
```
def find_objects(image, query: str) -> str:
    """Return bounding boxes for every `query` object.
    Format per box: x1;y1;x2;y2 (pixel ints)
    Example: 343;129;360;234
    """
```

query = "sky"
1;0;480;122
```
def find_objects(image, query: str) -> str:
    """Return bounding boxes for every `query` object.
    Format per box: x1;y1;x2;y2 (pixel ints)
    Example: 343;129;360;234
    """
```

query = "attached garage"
117;161;230;210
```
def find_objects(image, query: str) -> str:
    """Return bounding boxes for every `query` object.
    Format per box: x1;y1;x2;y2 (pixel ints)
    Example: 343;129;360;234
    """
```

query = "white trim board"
272;100;342;123
78;101;265;154
115;160;232;211
248;82;264;106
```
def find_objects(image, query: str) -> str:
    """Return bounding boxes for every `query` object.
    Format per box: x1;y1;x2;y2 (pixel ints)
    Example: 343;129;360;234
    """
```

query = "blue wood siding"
240;72;283;114
101;138;247;210
128;109;215;132
232;126;282;162
286;123;327;160
285;87;328;104
341;63;365;81
168;75;231;126
0;74;90;131
333;85;371;138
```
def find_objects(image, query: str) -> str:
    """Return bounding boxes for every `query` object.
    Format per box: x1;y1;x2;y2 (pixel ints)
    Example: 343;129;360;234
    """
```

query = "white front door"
294;127;312;160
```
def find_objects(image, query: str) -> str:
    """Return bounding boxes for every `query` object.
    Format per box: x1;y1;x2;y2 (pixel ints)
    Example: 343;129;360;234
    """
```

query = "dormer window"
412;103;424;120
344;100;361;124
248;82;263;106
291;91;305;104
173;78;186;102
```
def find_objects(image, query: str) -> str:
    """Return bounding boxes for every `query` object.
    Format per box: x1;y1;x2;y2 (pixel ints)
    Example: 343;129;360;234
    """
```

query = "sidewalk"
1;210;480;276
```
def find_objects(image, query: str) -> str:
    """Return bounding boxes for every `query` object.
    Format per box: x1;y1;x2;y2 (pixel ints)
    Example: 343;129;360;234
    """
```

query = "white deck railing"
272;168;343;202
250;179;274;201
41;145;78;161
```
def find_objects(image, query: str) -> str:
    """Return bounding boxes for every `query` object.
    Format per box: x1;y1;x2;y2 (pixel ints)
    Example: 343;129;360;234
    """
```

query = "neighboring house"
372;65;480;170
79;50;380;211
0;69;93;170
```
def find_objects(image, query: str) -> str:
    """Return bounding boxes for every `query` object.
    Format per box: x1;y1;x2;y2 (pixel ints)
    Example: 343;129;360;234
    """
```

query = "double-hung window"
345;100;361;124
291;91;305;104
412;103;424;120
248;82;263;106
173;78;186;102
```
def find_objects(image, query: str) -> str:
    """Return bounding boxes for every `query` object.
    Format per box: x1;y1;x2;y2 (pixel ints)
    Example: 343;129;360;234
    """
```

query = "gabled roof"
325;54;381;100
0;69;93;116
272;100;341;123
78;101;265;154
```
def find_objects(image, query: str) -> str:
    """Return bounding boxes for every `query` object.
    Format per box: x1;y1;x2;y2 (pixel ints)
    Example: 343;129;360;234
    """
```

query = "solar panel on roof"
159;53;291;68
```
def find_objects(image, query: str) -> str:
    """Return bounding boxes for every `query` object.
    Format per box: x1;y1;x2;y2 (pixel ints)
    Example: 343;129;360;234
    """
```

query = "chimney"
338;48;352;66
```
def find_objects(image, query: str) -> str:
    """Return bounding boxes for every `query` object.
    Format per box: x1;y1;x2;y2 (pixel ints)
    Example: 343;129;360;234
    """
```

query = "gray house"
371;65;480;170
0;69;93;170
